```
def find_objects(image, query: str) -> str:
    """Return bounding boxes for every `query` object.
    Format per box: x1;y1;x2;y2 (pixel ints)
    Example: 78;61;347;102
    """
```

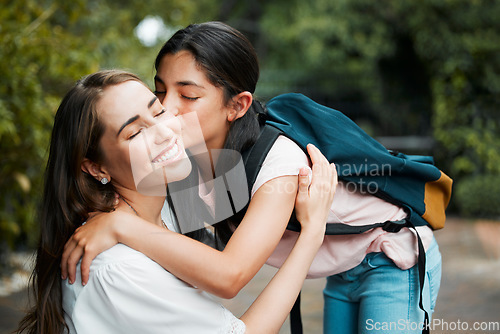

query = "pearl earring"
100;177;109;185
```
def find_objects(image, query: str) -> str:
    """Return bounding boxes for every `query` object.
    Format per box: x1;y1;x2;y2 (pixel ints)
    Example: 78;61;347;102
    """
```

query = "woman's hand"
240;144;337;332
294;144;337;236
60;210;127;285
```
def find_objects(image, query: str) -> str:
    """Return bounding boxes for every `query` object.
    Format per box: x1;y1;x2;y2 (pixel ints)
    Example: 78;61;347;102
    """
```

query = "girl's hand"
60;209;127;285
240;145;337;332
294;144;337;236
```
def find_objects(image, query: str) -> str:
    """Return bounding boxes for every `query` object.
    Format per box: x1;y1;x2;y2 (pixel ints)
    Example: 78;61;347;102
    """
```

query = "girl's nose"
161;95;179;116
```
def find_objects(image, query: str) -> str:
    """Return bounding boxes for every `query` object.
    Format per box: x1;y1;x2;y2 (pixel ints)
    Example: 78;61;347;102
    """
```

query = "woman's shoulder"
61;244;153;317
62;244;177;300
90;243;148;269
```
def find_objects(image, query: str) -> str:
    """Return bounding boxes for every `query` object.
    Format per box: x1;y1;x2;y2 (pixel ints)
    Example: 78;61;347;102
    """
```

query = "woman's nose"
151;120;175;145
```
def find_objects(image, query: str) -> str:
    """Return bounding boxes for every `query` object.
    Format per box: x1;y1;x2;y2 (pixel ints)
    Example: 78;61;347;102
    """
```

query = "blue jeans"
323;238;442;333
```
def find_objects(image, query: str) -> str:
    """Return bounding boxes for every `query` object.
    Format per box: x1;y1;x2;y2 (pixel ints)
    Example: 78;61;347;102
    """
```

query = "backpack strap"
287;212;414;235
242;125;282;191
242;125;306;334
413;223;431;334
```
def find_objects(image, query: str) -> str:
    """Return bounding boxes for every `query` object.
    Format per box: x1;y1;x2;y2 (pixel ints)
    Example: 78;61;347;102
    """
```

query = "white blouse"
62;244;245;334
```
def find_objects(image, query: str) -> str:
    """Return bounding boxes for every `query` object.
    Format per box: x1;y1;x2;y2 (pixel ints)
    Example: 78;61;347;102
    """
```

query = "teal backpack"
242;93;453;334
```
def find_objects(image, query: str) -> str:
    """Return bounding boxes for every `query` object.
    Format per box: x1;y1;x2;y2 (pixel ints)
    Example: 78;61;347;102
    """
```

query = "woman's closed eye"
128;129;142;140
154;109;166;117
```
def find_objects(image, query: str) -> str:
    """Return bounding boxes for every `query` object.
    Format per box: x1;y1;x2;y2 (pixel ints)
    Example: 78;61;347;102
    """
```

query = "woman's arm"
241;147;337;333
61;145;324;298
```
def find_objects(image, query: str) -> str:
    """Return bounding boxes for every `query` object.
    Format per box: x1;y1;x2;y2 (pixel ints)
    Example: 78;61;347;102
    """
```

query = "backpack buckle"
382;220;408;233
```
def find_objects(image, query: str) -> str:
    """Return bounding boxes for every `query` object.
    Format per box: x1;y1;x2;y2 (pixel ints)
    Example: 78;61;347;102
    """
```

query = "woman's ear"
227;91;253;122
81;158;111;184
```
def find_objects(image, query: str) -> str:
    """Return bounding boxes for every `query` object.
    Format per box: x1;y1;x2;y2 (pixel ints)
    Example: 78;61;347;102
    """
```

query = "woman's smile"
151;138;183;165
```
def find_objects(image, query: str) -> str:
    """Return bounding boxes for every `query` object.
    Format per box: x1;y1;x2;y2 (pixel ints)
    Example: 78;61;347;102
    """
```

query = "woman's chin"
163;156;192;183
134;157;192;196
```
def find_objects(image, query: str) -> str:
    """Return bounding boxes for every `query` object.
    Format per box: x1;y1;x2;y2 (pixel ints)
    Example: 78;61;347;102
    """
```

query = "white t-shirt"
62;244;245;334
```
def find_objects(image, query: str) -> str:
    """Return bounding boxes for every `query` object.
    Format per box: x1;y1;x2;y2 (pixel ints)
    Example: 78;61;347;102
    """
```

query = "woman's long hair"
155;22;264;246
16;70;143;334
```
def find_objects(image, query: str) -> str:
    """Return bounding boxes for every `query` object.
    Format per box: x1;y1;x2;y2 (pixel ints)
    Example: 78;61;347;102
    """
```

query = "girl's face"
154;50;232;152
97;80;191;195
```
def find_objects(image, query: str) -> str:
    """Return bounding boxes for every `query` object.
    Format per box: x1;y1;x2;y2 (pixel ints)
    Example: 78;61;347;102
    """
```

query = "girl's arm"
62;175;296;297
61;145;327;298
241;157;337;333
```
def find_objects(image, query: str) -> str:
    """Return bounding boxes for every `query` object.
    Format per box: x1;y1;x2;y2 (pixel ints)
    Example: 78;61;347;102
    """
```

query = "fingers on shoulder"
307;144;337;195
307;144;328;165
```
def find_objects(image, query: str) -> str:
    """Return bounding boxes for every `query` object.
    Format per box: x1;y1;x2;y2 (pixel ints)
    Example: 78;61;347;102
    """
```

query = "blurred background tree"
0;0;215;260
1;0;499;259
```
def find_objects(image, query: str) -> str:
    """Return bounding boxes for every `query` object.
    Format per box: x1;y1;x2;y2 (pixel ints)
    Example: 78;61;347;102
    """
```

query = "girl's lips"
152;139;182;163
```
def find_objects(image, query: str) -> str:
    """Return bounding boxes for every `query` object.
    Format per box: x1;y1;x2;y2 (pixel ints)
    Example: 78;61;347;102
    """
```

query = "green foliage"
258;0;499;140
455;174;500;218
429;0;500;178
0;0;215;250
255;0;500;199
0;0;88;249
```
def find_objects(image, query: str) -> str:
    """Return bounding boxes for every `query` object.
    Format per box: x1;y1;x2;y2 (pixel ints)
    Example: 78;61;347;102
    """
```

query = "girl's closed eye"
182;95;199;101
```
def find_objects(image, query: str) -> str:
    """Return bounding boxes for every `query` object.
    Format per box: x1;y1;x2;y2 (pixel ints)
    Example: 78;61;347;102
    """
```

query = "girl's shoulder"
265;135;309;166
251;135;309;196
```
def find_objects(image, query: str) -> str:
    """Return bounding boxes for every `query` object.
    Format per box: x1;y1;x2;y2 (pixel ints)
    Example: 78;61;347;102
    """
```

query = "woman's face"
154;50;232;152
97;80;191;195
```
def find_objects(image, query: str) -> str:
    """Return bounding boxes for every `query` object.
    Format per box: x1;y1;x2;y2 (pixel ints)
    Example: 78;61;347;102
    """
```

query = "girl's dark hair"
16;70;144;334
155;21;263;153
155;22;265;246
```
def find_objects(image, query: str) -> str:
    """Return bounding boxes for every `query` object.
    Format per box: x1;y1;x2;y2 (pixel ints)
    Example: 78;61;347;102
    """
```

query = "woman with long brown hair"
16;69;336;333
